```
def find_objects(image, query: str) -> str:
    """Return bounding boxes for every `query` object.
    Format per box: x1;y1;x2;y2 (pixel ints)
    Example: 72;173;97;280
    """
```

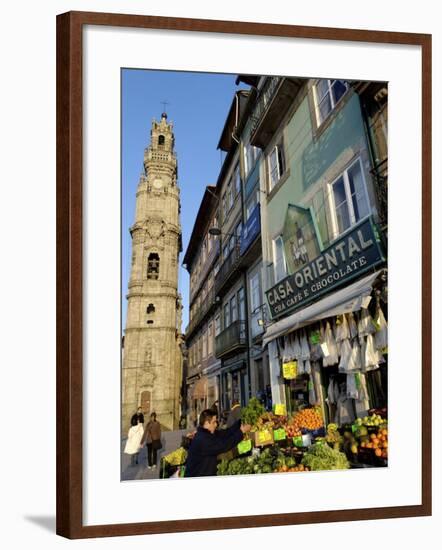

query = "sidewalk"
121;429;188;481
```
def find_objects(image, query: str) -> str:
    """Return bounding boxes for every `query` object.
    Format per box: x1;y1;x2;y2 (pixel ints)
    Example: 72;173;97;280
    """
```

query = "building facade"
184;75;388;426
183;187;221;427
122;113;183;433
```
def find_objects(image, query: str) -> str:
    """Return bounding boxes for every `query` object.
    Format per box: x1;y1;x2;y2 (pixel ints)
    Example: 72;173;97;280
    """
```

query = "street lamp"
208;227;238;241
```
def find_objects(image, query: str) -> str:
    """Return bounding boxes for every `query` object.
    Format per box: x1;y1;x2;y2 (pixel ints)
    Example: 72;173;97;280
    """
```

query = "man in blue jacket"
185;408;251;477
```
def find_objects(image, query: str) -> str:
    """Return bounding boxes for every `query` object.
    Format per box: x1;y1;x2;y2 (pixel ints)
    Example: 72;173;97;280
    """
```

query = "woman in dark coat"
141;412;162;469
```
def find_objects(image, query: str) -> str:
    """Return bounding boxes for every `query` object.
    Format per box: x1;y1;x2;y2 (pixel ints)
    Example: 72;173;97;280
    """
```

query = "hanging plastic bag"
335;314;350;342
292;331;301;359
346;373;359;399
338;339;352;372
308;376;317;405
358;308;376;337
297;359;305;375
323;321;339;366
374;305;388;352
347;312;358;339
348;338;362;371
300;329;311;360
364;334;380;369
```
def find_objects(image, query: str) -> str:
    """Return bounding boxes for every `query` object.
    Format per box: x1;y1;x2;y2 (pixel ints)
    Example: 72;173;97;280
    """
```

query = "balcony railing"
215;320;247;358
186;286;217;339
250;77;302;149
189;240;220;303
214;244;241;296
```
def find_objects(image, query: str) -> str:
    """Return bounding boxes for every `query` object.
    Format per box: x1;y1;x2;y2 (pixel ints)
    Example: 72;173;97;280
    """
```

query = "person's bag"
152;439;163;450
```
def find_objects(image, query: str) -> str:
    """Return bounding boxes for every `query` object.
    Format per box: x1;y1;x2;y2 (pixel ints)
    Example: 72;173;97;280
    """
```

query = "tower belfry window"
147;253;160;279
158;135;165;148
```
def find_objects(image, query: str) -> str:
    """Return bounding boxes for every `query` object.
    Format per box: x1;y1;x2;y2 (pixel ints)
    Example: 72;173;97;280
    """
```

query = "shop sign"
282;361;297;379
266;217;385;320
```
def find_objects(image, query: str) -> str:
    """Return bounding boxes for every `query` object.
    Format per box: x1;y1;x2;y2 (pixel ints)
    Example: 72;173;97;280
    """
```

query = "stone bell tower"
122;112;183;433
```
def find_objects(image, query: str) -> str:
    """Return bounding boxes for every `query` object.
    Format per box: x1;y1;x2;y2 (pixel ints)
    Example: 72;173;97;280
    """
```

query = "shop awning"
191;377;208;399
262;269;385;348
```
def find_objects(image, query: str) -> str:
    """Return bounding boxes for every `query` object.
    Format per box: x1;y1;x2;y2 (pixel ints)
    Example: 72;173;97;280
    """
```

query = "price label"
355;373;361;389
273;428;287;441
310;331;320;345
274;403;286;416
282;361;297;379
237;439;252;454
257;430;272;443
293;436;303;447
351;424;358;434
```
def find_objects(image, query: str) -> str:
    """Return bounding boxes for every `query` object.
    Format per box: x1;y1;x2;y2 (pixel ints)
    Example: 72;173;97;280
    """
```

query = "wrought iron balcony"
214;244;242;296
189;240;220;304
215;320;247;358
185;286;218;339
250;77;303;149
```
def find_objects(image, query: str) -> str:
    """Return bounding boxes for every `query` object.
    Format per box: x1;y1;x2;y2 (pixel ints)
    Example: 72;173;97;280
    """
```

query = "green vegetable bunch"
217;457;255;476
217;446;300;476
241;397;266;427
301;442;350;471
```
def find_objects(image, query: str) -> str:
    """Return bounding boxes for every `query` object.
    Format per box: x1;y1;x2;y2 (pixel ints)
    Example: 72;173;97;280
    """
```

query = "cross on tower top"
161;101;169;118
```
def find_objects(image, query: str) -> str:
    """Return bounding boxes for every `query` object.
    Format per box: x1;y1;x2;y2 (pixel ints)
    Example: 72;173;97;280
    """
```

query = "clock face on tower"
153;178;163;189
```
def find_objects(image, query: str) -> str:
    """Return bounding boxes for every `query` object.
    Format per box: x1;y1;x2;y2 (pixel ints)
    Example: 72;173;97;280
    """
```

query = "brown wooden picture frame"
56;11;432;539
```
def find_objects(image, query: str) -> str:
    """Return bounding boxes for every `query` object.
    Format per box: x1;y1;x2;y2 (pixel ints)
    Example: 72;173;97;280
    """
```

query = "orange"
375;449;382;457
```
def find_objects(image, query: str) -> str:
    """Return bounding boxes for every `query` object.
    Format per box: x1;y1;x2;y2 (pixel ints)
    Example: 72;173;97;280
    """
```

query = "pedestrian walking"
124;420;144;466
184;409;251;477
210;400;219;416
130;406;144;427
141;412;162;469
226;399;242;428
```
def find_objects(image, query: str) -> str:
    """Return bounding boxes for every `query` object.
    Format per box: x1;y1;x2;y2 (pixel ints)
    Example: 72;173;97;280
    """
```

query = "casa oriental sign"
266;217;386;320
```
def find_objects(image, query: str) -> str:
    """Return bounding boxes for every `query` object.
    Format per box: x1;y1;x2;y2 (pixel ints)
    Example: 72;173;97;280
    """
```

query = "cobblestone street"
121;429;188;481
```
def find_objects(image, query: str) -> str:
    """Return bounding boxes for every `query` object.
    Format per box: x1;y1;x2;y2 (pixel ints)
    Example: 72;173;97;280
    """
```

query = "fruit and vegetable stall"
161;399;388;477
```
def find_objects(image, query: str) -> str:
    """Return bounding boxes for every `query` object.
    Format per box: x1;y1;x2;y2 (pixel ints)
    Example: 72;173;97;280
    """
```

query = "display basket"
301;427;325;438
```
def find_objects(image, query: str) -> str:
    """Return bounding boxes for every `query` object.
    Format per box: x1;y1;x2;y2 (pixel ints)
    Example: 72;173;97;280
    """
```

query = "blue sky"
122;69;244;331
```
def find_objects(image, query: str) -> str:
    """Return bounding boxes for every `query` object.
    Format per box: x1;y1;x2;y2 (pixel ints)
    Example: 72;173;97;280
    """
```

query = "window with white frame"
222;193;227;220
223;302;230;329
268;139;286;191
208;323;213;355
233;163;241;196
329;158;370;238
244;142;260;178
215;314;221;336
230;294;238;323
273;235;287;283
246;188;260;220
202;329;207;359
235;222;242;245
250;272;261;312
314;79;349;126
238;287;246;321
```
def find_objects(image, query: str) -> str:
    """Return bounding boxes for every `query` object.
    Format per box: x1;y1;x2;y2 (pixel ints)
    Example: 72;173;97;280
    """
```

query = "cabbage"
301;443;349;470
